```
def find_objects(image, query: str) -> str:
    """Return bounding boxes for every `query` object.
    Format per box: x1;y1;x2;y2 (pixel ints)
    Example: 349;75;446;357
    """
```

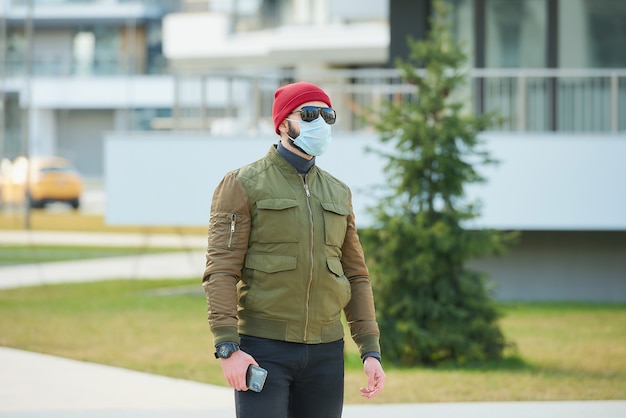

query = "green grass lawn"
0;244;190;266
0;279;624;404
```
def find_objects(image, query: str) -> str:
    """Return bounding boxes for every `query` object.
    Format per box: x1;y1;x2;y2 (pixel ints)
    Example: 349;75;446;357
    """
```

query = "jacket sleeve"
202;172;251;345
341;196;381;357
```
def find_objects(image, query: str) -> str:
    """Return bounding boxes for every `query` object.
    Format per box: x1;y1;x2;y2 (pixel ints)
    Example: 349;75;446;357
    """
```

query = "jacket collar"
268;144;318;176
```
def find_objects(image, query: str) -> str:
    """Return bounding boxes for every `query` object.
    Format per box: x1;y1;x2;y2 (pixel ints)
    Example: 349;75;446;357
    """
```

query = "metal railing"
473;69;626;133
4;56;170;77
169;68;626;134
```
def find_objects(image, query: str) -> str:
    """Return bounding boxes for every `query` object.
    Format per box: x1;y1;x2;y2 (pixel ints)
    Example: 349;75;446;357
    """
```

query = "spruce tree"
363;0;517;366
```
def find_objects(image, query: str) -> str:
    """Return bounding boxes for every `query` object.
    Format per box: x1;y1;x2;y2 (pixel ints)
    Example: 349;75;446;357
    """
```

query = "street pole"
23;0;33;229
0;0;7;161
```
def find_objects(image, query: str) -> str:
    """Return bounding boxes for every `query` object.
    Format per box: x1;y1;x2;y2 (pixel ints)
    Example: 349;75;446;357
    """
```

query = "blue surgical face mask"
287;116;332;157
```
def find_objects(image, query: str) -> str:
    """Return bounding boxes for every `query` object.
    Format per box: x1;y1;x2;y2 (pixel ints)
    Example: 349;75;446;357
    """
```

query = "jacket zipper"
302;174;314;342
227;213;236;248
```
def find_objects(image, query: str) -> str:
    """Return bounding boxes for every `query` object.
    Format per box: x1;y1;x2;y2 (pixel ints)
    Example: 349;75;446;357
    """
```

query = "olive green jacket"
202;145;380;356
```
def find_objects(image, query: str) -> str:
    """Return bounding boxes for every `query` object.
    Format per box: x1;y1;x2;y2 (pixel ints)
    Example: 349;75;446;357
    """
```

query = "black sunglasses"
290;106;336;125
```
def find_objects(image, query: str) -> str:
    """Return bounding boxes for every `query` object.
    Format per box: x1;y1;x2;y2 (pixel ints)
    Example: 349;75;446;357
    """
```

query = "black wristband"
361;352;382;364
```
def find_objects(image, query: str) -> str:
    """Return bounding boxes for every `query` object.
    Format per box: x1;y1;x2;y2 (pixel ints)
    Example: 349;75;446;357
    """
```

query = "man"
202;81;386;418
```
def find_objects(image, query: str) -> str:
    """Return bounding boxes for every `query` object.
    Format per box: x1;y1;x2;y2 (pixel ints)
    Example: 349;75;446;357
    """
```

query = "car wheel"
69;198;80;210
27;193;44;209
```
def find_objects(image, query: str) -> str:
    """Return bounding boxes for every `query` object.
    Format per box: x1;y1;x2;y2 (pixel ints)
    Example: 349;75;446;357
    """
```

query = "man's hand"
360;356;386;399
220;350;258;391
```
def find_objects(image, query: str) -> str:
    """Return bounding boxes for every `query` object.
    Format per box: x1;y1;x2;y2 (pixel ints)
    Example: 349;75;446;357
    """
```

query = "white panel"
329;0;389;21
30;77;175;109
104;133;386;227
105;134;269;226
163;13;229;58
105;132;626;230
465;132;626;230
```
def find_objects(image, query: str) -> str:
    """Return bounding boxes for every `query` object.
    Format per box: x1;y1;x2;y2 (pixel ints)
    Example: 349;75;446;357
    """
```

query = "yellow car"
0;156;83;209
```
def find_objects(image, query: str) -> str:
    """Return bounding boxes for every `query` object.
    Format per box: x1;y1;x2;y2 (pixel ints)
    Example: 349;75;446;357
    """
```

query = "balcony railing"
168;68;626;134
4;56;169;77
473;69;626;133
2;68;624;134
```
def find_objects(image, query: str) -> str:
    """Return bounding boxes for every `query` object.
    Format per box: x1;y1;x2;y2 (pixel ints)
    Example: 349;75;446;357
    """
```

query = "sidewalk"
1;230;625;417
0;347;233;418
0;252;204;289
0;230;205;289
1;346;624;418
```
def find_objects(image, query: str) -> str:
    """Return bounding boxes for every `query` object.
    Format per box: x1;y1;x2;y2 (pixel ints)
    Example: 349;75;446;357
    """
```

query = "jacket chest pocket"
254;198;299;243
321;202;350;248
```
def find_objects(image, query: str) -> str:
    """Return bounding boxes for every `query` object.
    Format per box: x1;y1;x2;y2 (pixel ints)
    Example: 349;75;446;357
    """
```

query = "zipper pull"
303;176;311;198
227;213;236;248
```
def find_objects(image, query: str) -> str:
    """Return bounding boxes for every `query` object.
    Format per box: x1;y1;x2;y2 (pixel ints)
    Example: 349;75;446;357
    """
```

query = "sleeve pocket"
209;211;246;250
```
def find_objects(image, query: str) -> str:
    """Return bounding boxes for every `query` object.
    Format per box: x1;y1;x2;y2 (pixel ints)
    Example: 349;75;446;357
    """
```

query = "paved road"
1;230;625;417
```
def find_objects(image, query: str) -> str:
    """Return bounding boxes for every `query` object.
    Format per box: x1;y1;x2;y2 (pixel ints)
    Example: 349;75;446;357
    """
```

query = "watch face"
218;345;230;358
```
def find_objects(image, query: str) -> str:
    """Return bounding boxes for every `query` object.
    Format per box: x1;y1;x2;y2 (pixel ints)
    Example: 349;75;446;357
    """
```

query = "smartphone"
246;365;268;392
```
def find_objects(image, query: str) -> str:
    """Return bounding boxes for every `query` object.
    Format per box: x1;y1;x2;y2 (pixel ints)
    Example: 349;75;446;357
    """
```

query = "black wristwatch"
214;342;240;359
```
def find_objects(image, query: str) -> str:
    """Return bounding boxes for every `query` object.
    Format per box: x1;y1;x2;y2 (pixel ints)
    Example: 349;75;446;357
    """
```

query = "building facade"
2;0;625;172
1;0;625;301
0;0;178;176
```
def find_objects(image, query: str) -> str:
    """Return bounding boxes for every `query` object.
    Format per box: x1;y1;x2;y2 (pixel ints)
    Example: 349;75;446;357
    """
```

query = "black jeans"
235;335;344;418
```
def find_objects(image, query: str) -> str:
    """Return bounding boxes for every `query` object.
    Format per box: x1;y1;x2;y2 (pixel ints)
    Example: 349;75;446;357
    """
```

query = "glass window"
560;0;626;68
444;0;474;66
5;29;26;75
131;108;173;131
92;26;120;75
485;0;547;68
73;31;95;76
146;22;166;74
3;96;23;159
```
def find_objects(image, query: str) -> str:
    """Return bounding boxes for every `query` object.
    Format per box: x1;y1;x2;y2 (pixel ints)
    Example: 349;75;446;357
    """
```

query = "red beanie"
272;82;332;134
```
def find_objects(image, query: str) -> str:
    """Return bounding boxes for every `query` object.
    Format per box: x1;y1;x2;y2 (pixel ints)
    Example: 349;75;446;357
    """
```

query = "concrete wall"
57;109;114;177
470;231;626;302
